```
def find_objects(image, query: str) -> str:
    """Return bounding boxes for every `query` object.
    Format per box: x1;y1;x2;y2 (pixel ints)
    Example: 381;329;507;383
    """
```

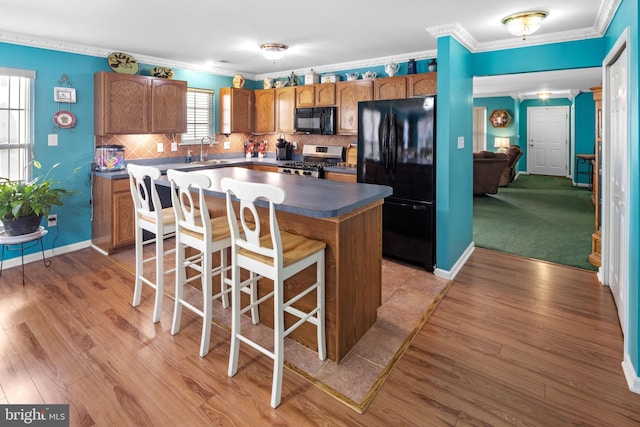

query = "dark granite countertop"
156;167;391;219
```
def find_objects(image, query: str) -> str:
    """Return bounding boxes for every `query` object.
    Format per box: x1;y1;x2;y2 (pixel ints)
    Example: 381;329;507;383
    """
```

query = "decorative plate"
151;67;174;79
53;110;76;128
108;52;139;75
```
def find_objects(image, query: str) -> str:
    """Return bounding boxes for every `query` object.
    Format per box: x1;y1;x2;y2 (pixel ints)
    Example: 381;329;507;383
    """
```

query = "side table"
0;226;51;286
576;153;596;190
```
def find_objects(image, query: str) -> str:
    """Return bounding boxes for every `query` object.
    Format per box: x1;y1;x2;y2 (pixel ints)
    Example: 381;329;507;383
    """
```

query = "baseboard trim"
1;239;92;270
434;242;474;280
622;353;640;394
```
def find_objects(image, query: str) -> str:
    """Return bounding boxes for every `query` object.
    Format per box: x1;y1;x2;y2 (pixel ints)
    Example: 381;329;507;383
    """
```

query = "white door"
605;38;629;331
527;106;569;176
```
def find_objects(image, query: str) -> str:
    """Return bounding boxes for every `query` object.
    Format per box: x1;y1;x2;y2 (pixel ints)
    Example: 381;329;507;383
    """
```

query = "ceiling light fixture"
260;43;288;63
502;11;548;40
537;92;551;100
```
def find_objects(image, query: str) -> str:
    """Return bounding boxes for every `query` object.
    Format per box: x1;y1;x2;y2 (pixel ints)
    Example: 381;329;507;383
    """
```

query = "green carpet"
473;174;597;271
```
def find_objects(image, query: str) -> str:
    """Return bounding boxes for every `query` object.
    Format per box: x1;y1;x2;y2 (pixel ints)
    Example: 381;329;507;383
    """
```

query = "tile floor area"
109;238;450;412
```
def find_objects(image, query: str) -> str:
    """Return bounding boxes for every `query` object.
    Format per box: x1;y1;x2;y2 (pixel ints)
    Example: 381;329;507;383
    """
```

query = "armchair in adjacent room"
473;151;509;195
499;145;523;187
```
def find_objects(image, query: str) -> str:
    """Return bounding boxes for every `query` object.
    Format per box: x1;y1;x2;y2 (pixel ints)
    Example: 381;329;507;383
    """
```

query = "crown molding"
0;30;238;78
595;0;622;34
426;22;479;52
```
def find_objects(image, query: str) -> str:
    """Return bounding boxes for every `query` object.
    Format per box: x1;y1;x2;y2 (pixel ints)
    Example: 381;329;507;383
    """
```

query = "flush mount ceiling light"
502;11;548;40
537;91;552;100
260;43;288;63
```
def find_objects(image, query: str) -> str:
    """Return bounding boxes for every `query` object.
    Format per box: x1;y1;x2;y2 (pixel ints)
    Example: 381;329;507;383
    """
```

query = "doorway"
526;106;570;176
602;29;630;336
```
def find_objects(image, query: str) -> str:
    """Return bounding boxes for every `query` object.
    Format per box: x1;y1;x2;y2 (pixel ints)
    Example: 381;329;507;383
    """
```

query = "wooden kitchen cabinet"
91;176;135;254
275;87;296;133
407;73;437;97
336;80;373;135
254;89;275;133
251;164;278;173
220;87;253;134
324;171;357;183
150;78;188;133
296;83;336;107
94;72;186;135
374;76;407;100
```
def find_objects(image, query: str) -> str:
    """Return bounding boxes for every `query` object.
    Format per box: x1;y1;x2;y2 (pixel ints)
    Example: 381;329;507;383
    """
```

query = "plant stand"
0;226;50;286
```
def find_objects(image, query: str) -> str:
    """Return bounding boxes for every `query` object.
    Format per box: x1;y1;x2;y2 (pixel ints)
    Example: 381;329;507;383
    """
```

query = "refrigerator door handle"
389;113;397;180
380;114;390;173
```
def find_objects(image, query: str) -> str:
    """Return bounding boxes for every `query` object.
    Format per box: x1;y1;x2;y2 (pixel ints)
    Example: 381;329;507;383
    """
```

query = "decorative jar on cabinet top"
233;74;245;88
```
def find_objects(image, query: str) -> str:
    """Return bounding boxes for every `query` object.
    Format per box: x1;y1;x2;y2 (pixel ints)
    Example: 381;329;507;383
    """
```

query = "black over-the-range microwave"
294;107;336;135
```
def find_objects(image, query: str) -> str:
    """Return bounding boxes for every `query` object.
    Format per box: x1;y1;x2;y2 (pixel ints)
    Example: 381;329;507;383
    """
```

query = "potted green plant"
0;161;75;236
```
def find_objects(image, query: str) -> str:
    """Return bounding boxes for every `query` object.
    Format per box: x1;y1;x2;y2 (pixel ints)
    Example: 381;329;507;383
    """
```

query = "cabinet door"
150;79;187;133
296;86;315;107
407;73;437;97
374;76;407;100
336;81;373;135
220;88;253;134
95;73;150;135
113;191;135;247
254;89;275;133
276;87;296;133
315;84;336;106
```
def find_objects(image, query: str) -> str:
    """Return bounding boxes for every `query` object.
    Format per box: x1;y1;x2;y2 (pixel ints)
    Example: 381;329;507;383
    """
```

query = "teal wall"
435;36;474;271
473;96;518;149
0;42;239;258
604;0;640;382
573;93;597;185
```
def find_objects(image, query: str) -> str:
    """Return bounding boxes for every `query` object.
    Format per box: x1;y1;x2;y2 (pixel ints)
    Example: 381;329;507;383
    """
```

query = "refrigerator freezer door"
382;199;435;271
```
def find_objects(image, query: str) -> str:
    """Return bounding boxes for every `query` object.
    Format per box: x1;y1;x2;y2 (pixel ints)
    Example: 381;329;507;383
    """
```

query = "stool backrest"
167;169;211;237
220;177;286;264
127;164;162;220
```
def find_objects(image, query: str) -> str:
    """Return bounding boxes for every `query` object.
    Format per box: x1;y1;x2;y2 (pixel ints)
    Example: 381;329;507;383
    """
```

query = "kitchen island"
157;167;392;363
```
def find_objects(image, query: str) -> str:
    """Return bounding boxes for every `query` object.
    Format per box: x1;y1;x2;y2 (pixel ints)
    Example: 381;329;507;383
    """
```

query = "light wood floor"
1;247;639;426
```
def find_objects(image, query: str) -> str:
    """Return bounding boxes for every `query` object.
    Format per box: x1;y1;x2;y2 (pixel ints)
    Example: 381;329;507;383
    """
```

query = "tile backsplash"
96;133;356;160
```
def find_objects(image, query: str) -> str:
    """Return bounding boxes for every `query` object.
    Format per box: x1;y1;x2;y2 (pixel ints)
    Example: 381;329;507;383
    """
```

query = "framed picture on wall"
489;109;512;128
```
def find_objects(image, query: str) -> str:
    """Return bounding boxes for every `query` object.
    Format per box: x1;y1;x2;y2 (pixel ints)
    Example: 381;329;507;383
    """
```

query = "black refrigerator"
357;96;436;271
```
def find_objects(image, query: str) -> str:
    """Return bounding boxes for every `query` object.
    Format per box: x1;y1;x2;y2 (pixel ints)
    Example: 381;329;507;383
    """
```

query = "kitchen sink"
191;159;228;165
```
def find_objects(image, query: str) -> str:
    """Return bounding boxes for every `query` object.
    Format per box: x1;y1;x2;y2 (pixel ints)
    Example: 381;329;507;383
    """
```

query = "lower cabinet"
251;164;278;173
92;176;135;254
324;171;357;183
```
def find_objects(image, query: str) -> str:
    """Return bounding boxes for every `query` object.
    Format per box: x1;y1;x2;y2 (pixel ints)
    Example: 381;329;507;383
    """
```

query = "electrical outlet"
171;142;178;152
157;143;164;152
223;141;230;149
48;214;58;227
293;141;298;150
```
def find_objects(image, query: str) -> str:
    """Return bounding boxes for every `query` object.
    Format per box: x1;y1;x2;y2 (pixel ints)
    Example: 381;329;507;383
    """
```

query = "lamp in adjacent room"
260;43;288;63
502;11;548;40
494;137;510;153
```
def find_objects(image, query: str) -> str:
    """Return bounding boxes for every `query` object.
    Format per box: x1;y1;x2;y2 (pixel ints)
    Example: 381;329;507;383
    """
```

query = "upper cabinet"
254;89;275;133
94;72;186;135
275;87;296;133
407;73;437;97
374;76;407;100
335;80;373;135
220;87;253;134
296;83;336;107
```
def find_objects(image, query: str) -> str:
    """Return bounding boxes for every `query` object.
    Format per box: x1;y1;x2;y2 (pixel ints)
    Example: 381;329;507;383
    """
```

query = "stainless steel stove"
277;145;343;178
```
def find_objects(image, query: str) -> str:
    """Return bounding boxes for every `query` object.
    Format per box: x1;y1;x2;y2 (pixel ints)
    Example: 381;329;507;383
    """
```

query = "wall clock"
489;109;512;128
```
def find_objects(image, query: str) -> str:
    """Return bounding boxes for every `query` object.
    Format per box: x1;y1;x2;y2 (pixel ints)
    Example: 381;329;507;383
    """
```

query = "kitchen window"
0;67;34;182
182;88;214;144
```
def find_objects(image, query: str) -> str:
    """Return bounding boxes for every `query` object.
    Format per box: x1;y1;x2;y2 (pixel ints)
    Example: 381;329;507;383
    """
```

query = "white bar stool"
127;164;176;323
221;177;326;408
167;169;259;357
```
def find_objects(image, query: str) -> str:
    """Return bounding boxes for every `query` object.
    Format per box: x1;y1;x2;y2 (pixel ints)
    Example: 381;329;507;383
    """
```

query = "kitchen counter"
155;167;389;218
166;167;390;363
92;159;388;362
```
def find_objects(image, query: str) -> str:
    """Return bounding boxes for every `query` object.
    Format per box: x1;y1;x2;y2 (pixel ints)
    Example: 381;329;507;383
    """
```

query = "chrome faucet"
200;135;213;161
